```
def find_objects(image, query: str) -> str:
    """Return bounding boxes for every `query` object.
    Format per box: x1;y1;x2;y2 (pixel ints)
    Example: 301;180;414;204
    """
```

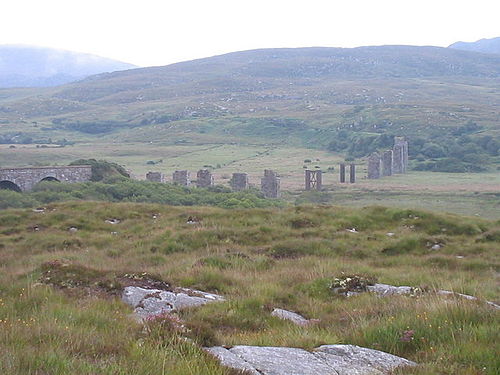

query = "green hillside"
0;45;499;172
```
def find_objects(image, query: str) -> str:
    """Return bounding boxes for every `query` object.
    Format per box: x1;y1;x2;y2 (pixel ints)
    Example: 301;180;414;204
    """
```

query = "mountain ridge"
449;37;500;55
0;45;137;88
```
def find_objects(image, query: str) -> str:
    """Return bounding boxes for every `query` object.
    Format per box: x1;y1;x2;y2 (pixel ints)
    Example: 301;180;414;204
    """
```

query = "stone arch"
39;176;60;183
0;180;22;192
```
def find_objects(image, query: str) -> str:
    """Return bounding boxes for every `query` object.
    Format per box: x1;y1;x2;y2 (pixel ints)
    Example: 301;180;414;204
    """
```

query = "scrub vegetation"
0;202;498;374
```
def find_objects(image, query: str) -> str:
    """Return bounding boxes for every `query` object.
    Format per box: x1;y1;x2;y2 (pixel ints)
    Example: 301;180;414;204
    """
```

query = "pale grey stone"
206;344;416;375
317;345;416;373
122;286;225;319
206;347;261;375
366;283;413;296
271;308;309;326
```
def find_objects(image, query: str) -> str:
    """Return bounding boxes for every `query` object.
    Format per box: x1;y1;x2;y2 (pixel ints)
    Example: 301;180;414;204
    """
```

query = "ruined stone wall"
230;173;248;191
382;150;393;176
172;170;191;186
146;171;165;183
196;169;214;188
261;170;280;198
0;165;92;192
367;153;382;179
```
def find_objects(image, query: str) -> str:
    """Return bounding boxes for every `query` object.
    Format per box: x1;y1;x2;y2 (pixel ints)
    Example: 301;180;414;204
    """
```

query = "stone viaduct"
0;166;92;192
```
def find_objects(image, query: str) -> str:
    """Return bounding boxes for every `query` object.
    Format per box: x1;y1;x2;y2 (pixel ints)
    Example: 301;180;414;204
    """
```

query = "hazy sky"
1;0;499;67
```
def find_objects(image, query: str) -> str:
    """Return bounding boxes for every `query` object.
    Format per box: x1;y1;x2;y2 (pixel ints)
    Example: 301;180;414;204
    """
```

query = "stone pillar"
230;173;248;191
146;171;165;183
382;150;393;176
196;169;214;188
349;164;356;183
261;170;280;198
393;136;409;174
339;163;346;183
367;152;382;179
305;170;322;191
172;170;190;186
402;141;409;173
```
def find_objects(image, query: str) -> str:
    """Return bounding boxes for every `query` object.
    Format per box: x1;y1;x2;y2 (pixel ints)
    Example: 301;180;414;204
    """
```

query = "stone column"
393;144;403;174
172;170;190;186
230;173;248;191
349;164;356;183
402;141;409;173
261;170;280;198
382;150;393;176
146;171;165;183
196;169;214;188
305;170;322;191
367;152;382;179
339;163;346;183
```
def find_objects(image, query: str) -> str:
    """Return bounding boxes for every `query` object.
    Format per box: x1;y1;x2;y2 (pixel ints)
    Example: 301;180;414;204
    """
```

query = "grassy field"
0;202;498;374
2;142;499;219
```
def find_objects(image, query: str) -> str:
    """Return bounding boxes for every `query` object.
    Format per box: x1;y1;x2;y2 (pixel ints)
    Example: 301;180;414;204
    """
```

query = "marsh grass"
0;202;498;374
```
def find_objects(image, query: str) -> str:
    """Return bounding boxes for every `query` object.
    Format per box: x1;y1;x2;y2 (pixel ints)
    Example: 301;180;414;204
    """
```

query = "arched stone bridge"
0;165;92;192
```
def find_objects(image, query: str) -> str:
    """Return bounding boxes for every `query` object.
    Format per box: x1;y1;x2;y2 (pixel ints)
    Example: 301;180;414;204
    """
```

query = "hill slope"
0;45;136;88
0;45;499;170
449;37;500;55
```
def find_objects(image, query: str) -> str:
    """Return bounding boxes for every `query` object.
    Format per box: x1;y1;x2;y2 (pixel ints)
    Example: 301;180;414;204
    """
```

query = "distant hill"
0;45;136;88
0;45;499;171
449;37;500;55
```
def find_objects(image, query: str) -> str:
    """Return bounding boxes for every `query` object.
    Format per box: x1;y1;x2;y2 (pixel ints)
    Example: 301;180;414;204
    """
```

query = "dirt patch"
39;260;171;297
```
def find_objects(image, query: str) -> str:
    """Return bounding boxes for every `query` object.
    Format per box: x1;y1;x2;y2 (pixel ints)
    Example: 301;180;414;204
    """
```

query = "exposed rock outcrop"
206;344;416;375
122;286;225;319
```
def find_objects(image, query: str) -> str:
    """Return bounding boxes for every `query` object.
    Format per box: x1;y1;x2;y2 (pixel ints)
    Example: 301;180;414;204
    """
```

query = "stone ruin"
196;169;214;188
367;137;408;179
145;171;165;183
393;136;409;174
382;150;393;177
367;152;382;179
340;164;356;183
350;164;356;183
230;173;249;191
261;170;280;198
172;170;190;186
305;170;322;191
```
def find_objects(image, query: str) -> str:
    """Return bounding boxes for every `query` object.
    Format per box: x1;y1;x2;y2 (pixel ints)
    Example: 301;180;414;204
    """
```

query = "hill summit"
0;45;136;88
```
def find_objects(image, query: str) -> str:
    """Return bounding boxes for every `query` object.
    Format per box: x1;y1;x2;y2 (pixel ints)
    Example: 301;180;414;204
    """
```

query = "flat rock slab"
366;283;414;296
206;344;416;375
122;286;224;319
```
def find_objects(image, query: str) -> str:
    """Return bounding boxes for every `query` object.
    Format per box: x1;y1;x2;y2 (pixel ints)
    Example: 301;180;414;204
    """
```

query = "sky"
1;0;499;67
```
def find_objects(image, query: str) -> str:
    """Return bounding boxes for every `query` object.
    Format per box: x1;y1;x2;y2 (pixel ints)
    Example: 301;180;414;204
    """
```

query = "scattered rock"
271;308;311;326
105;218;121;224
186;216;200;224
430;244;442;250
32;207;46;213
206;344;416;375
386;232;395;237
366;283;414;296
122;286;224;320
437;290;499;310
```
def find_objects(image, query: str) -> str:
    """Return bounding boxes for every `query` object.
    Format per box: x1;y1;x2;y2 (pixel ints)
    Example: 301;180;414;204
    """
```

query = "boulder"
206;344;416;375
122;286;224;319
271;308;310;326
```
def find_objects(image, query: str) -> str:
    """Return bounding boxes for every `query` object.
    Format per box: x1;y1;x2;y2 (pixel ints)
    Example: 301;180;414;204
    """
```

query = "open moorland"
0;201;498;374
